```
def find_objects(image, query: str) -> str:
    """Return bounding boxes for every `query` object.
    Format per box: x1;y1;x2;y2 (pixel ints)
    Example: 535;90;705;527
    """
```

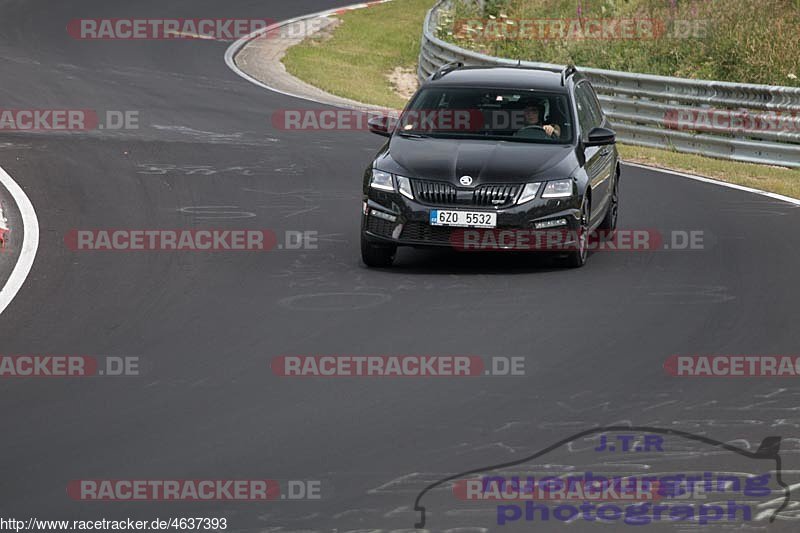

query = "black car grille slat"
400;222;455;244
475;187;485;205
411;179;520;207
366;215;395;238
412;179;458;205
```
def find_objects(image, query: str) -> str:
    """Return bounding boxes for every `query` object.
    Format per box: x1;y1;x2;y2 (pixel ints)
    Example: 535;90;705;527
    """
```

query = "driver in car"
519;102;561;139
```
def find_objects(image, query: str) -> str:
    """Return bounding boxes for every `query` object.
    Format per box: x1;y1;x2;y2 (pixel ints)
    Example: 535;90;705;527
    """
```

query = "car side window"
574;84;597;141
584;82;606;127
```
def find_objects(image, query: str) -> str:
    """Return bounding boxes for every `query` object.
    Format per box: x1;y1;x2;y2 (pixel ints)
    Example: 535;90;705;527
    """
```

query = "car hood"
375;135;579;185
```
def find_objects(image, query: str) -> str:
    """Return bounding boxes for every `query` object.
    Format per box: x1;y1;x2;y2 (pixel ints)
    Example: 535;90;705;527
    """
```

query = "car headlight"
369;169;395;192
517;182;542;204
396;176;414;199
541;179;574;198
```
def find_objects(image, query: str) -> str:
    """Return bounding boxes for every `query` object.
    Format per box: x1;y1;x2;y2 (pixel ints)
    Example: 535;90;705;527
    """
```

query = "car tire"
564;195;590;268
361;234;396;267
598;170;619;239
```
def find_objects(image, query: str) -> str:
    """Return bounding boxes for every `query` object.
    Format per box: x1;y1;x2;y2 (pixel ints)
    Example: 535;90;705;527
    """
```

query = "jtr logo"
594;434;664;452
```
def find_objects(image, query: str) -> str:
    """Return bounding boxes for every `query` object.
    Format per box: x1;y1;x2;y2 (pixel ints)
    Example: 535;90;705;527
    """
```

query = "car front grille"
411;179;458;205
472;184;522;207
411;179;521;208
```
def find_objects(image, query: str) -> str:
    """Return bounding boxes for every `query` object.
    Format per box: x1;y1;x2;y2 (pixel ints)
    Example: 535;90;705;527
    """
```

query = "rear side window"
584;82;606;126
574;83;599;140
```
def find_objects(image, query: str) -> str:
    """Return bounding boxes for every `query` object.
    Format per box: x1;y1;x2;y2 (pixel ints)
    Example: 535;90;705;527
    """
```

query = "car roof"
424;66;574;92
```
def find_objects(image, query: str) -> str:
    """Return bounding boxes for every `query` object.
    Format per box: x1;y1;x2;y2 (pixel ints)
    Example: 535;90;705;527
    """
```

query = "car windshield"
397;87;574;144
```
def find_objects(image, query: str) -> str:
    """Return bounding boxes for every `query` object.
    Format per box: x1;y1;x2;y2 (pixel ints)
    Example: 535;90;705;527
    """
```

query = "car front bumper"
361;188;583;250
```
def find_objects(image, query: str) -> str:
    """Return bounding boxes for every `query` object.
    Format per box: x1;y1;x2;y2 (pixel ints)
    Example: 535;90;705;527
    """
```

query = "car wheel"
564;195;590;268
361;234;396;267
598;171;619;238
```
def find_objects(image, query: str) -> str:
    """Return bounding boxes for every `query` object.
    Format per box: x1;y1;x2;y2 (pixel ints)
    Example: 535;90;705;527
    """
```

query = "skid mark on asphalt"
151;125;242;141
178;205;256;219
0;54;40;66
137;163;263;175
281;204;320;217
383;388;800;471
469;442;518;454
150;125;279;145
250;193;358;218
270;163;304;175
269;268;479;293
268;256;362;288
55;63;253;90
332;508;381;519
368;472;445;495
243;188;356;199
278;291;391;311
0;142;31;150
634;284;736;304
239;188;358;217
493;421;529;433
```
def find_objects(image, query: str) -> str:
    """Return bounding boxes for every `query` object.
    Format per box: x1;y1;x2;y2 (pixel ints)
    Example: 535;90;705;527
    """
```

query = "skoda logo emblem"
459;175;474;186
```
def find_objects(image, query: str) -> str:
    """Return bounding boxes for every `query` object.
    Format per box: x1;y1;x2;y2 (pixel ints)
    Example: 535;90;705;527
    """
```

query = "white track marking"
0;164;40;316
0;198;7;232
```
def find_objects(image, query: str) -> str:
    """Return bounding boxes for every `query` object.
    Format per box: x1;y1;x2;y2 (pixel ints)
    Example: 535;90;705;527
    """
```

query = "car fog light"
535;218;567;229
370;209;397;223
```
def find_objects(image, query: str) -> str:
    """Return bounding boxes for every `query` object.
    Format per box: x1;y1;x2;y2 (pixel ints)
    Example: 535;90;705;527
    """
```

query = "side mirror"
368;115;394;138
585;126;616;147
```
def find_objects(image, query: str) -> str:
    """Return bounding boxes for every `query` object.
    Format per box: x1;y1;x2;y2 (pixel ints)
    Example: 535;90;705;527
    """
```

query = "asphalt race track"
1;0;799;531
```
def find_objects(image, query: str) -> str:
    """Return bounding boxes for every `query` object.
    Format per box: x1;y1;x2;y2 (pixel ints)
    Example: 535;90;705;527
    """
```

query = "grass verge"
441;0;800;86
281;0;799;199
282;0;435;109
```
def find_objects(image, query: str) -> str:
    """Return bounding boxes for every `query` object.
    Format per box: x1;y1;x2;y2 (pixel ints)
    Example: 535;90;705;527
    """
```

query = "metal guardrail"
418;0;800;168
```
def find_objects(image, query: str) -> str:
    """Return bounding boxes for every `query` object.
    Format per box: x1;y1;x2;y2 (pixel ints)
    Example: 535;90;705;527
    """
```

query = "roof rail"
561;65;578;86
431;61;464;80
509;62;578;81
512;62;561;74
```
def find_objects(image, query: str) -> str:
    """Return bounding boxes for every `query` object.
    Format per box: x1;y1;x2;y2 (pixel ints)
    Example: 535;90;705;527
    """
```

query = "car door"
574;82;608;225
586;81;616;201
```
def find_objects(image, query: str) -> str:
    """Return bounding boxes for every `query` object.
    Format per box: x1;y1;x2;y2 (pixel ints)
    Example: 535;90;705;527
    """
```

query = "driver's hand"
543;125;556;137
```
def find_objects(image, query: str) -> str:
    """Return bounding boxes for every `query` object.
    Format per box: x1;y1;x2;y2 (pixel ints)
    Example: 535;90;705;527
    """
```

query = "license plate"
430;210;497;228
